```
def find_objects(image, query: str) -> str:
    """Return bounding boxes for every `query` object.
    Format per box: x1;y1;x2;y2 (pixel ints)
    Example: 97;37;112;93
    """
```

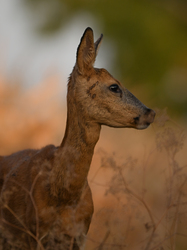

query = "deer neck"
51;94;101;202
61;99;101;150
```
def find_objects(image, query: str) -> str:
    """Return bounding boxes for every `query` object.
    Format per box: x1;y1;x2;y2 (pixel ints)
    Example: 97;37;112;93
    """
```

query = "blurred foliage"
23;0;187;117
0;75;64;155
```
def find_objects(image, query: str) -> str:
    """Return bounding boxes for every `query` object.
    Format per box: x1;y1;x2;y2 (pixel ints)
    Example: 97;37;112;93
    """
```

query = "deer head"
67;27;155;131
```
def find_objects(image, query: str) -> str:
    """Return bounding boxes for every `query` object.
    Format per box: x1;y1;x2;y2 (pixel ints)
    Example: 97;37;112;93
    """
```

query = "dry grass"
0;75;187;249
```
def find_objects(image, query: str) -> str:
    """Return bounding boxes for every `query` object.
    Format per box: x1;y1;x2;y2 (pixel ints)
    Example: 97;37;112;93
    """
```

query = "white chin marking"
136;124;150;130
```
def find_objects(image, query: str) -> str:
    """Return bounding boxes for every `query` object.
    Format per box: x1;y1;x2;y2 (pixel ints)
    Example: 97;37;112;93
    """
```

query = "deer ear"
76;27;96;74
94;33;103;56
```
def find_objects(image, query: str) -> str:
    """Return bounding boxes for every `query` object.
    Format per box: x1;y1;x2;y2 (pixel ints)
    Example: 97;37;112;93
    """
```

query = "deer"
0;27;155;250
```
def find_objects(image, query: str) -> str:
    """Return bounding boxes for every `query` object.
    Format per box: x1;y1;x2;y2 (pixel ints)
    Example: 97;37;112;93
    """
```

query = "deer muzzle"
134;108;156;129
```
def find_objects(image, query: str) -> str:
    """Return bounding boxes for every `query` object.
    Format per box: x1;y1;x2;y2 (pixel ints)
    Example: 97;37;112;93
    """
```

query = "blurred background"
0;0;187;249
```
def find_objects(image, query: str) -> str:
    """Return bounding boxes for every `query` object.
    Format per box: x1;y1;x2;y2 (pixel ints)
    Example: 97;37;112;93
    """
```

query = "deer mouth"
134;109;156;129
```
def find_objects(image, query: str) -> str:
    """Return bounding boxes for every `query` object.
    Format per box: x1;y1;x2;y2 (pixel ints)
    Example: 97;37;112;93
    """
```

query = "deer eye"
109;84;121;93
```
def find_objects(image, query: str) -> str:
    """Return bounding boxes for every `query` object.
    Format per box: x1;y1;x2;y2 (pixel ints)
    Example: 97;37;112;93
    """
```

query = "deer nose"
145;108;156;124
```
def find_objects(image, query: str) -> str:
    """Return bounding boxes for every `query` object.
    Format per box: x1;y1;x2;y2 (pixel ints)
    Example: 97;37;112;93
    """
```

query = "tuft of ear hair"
76;27;103;75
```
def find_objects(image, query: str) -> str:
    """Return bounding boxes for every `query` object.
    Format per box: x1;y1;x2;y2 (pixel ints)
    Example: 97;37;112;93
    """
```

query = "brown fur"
0;27;155;249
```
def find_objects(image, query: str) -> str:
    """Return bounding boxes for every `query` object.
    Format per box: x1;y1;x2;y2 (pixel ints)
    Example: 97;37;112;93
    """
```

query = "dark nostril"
134;116;140;124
